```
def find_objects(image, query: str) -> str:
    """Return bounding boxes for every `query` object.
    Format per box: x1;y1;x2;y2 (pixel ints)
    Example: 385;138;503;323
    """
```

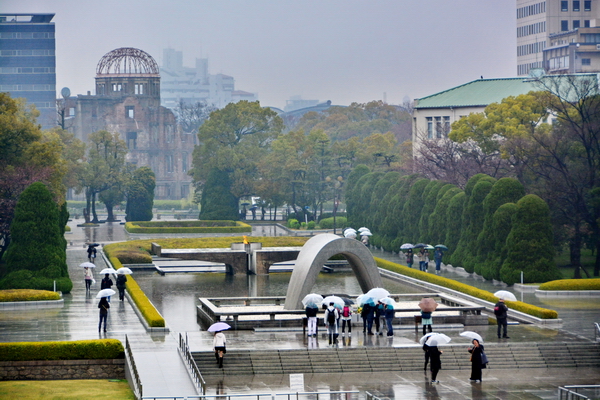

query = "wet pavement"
0;219;599;399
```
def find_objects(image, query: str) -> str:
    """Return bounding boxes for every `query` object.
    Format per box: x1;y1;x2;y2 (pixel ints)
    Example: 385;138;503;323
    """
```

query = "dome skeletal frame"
96;47;159;76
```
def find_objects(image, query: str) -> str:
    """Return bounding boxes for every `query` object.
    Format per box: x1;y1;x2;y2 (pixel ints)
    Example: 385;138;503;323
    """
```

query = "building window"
561;1;569;11
182;153;188;172
573;1;580;11
135;84;144;95
443;116;450;136
69;107;75;116
584;0;591;11
112;83;122;92
582;58;591;65
435;117;443;139
584;19;591;27
561;20;569;31
166;155;173;173
573;20;581;29
181;184;189;199
426;117;433;139
126;131;137;149
125;106;134;118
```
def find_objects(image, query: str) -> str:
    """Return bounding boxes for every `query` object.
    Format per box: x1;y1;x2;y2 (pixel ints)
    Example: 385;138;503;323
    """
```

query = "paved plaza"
0;219;599;399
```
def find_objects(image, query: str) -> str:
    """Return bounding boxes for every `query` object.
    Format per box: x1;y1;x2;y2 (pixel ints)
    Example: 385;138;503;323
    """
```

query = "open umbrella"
358;227;370;233
99;268;117;275
344;231;357;239
425;244;435;250
379;297;395;306
79;262;96;268
339;297;354;305
302;293;324;308
117;267;133;275
400;243;414;250
208;322;231;332
434;244;448;251
418;297;438;312
96;288;116;298
413;243;426;249
420;332;444;345
87;243;100;247
365;287;390;301
344;228;357;234
322;295;345;309
426;333;451;346
460;331;484;343
356;294;376;306
494;290;517;302
360;231;372;236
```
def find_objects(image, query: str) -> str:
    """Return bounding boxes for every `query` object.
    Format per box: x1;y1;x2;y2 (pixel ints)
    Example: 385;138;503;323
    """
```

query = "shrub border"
0;339;124;362
124;220;251;234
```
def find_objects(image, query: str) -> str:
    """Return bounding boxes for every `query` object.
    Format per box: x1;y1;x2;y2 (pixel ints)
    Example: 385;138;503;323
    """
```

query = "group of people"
359;300;395;337
423;338;486;384
405;247;444;274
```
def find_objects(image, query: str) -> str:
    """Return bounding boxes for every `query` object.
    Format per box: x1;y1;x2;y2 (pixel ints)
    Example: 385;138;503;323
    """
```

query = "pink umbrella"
418;297;438;312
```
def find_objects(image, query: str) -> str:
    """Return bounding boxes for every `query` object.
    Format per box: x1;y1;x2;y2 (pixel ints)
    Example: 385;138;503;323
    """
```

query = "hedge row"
0;289;61;302
109;256;165;328
538;278;600;291
375;258;559;319
124;220;251;234
0;339;124;361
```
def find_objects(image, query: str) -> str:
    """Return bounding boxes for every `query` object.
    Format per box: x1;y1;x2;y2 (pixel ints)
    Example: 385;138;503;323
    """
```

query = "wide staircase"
193;342;600;376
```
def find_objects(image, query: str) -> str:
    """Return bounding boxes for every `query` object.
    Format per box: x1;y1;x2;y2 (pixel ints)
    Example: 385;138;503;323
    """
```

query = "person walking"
87;245;97;263
375;301;385;335
384;302;395;336
429;345;443;383
305;305;318;337
365;301;376;335
324;302;339;345
468;339;485;382
213;330;226;368
406;248;414;269
416;249;424;271
84;267;93;292
494;298;510;338
101;273;113;302
434;248;443;274
360;303;370;333
98;296;109;332
341;304;352;335
423;249;430;272
422;343;430;371
421;309;433;335
116;273;127;301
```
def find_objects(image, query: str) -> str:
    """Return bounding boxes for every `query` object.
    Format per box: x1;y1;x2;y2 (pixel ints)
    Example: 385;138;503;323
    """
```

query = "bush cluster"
287;219;300;229
0;339;124;361
125;220;251;234
318;217;348;229
538;278;600;291
345;167;561;285
0;289;61;302
375;258;558;319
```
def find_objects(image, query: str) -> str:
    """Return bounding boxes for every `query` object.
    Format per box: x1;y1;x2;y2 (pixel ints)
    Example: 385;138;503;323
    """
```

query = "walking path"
0;219;598;399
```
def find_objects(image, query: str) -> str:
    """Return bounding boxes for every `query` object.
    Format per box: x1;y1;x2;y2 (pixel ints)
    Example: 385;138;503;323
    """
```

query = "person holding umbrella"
428;344;443;383
84;267;93;292
434;247;444;274
324;302;340;345
494;298;510;339
213;330;227;368
101;273;113;302
116;271;128;301
98;296;110;332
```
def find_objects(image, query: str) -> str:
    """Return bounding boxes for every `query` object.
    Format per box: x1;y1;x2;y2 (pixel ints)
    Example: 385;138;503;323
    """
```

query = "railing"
594;322;600;342
557;385;600;399
141;390;359;400
366;391;390;400
178;333;206;395
125;335;143;400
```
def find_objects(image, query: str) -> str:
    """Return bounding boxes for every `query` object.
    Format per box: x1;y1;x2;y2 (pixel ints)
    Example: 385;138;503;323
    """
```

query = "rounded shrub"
538;278;600;291
318;217;347;229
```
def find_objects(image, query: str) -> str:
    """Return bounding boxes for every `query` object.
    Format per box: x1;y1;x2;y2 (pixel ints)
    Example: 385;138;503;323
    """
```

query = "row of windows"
517;21;546;38
97;83;147;95
426;116;450;139
0;67;55;74
518;61;544;75
32;102;53;108
0;49;55;56
548;55;570;70
583;33;600;42
0;32;55;39
517;1;546;19
0;84;55;91
561;19;591;30
517;40;546;56
561;0;592;11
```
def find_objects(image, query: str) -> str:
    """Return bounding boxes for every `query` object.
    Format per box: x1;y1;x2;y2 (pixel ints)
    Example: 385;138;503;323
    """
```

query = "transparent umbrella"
96;288;116;298
460;331;484;343
494;290;517;301
400;243;414;250
426;333;451;346
99;268;117;275
365;287;390;301
117;267;133;275
322;295;345;309
208;322;231;332
79;262;96;268
420;332;444;345
302;293;324;308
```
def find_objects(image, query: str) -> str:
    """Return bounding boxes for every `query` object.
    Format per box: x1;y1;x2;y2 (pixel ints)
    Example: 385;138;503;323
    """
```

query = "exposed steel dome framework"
96;47;159;76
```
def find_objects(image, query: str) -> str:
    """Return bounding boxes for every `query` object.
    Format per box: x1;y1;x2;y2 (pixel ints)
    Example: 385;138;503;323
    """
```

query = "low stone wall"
0;359;125;381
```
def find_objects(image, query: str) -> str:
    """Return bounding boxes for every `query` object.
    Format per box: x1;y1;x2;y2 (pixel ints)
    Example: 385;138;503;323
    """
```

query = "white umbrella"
365;287;390;300
302;293;324;308
420;332;444;345
494;290;517;302
358;227;370;233
322;295;345;309
79;262;96;268
208;322;231;332
344;228;356;234
360;231;372;236
400;243;414;250
96;288;116;298
117;267;133;275
99;268;117;275
460;331;484;343
344;231;357;239
426;333;451;346
379;297;395;306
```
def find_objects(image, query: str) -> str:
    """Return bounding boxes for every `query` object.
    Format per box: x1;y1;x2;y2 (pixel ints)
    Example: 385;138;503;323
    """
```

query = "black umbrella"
413;243;426;248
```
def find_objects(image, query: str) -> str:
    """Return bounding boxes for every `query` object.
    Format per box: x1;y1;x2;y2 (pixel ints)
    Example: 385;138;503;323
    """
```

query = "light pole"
327;176;343;235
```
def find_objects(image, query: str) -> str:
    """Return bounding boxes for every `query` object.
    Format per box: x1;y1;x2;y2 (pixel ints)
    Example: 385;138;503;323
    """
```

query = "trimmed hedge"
0;289;61;302
125;220;251;234
0;339;124;361
375;257;559;319
109;256;165;327
538;278;600;291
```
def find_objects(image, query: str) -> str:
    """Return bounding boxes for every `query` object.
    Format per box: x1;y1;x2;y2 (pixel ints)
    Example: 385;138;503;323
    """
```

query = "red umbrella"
418;297;438;312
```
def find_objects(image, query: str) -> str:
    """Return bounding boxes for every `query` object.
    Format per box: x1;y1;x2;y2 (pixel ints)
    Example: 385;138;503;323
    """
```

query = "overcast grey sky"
4;0;516;109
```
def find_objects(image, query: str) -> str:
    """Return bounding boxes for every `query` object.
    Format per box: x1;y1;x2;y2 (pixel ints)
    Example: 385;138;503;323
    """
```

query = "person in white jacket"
213;331;226;368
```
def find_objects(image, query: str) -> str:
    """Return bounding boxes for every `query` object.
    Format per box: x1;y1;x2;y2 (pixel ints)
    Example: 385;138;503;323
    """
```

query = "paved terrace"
0;219;598;400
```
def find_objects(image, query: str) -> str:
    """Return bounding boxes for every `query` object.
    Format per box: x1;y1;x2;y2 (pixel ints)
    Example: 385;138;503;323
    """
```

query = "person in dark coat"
406;248;414;269
422;343;430;371
428;345;443;383
116;273;127;301
305;305;318;337
468;339;484;382
494;298;510;338
98;297;109;332
374;301;385;335
365;302;376;335
101;273;113;302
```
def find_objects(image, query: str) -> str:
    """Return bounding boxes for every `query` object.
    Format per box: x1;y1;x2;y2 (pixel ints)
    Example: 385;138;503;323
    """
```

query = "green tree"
125;167;156;222
486;202;518;280
199;168;239;220
443;191;466;260
345;164;370;226
417;180;447;243
0;182;72;292
399;178;429;244
428;185;461;246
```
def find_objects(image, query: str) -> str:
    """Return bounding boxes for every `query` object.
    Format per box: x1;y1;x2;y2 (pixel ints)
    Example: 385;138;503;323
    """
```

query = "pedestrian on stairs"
324;302;339;345
213;330;226;368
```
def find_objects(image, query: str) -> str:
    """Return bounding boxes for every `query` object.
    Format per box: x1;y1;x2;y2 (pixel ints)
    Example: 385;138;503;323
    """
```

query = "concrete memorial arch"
284;234;382;310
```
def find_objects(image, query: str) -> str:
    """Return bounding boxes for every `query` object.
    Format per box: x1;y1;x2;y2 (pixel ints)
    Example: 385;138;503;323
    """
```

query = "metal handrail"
275;390;360;400
125;335;143;400
557;385;600;399
594;322;600;342
178;333;206;395
142;390;359;400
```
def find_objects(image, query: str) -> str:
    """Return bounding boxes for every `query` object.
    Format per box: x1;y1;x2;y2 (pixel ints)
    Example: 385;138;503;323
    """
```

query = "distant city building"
160;48;256;109
284;96;320;112
0;13;56;129
66;47;193;200
516;0;600;75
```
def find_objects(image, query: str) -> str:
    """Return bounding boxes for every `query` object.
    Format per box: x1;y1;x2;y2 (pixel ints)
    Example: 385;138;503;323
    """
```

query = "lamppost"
326;176;344;235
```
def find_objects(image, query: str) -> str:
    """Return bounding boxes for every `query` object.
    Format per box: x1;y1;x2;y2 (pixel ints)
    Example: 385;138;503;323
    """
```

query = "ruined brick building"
68;47;194;200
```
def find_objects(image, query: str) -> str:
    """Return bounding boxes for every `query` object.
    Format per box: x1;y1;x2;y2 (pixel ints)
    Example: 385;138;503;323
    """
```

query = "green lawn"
0;380;135;400
555;248;597;279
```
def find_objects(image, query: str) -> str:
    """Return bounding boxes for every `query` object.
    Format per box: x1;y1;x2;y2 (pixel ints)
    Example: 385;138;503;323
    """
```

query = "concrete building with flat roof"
0;13;56;129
